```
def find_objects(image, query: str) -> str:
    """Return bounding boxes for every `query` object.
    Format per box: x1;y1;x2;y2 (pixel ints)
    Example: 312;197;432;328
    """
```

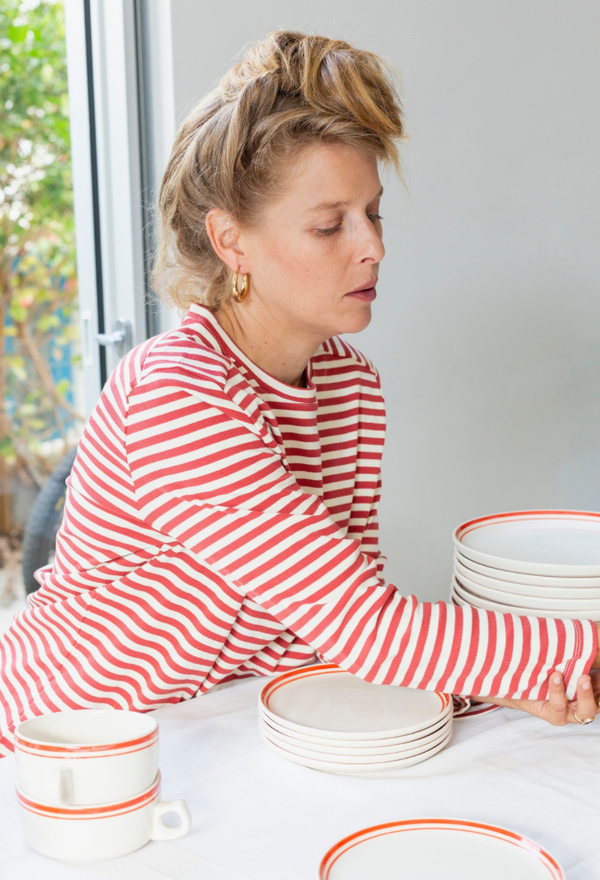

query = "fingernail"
553;676;562;685
582;681;591;690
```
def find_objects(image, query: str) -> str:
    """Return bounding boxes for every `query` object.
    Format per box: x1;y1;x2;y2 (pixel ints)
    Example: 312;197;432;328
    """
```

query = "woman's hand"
475;670;600;726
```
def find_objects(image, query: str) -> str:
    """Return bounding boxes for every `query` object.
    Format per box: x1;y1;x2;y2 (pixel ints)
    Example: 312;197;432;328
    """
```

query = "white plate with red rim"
259;713;451;753
454;556;600;598
261;727;453;775
454;567;600;610
455;551;600;589
451;579;599;620
259;664;452;740
319;818;564;879
454;510;600;576
258;717;451;763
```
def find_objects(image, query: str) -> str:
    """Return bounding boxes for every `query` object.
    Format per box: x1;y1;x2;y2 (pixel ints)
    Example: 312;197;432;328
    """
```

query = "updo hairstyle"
152;30;406;311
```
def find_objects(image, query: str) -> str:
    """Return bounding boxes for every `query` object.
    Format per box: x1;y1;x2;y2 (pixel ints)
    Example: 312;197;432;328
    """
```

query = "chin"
313;305;373;342
338;306;373;336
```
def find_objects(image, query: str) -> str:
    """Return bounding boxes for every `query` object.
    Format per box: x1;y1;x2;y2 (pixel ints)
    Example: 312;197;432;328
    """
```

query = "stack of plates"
258;664;452;776
451;510;600;619
319;818;564;879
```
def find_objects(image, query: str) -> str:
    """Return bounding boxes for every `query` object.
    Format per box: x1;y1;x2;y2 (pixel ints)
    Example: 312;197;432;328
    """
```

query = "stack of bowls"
451;510;600;619
258;664;453;776
14;710;190;861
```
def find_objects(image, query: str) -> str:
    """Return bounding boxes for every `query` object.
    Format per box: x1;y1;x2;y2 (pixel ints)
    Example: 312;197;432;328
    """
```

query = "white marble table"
1;676;599;879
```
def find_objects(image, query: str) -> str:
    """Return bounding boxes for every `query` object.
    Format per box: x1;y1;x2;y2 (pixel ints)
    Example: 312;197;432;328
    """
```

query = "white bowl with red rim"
16;771;191;861
319;818;564;879
15;709;159;807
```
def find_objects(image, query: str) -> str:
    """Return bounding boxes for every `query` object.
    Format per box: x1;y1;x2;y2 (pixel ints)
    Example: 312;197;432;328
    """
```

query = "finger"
573;674;598;724
547;672;569;722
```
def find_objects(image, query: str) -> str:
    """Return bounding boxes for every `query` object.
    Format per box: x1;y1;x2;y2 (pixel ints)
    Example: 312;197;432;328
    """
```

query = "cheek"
260;232;348;289
257;234;317;287
258;231;300;274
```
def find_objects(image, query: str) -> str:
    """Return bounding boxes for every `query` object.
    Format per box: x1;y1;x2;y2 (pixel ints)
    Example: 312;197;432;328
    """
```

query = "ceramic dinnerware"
261;727;453;776
259;664;452;740
455;552;600;589
258;717;450;763
451;578;600;620
259;706;451;750
16;772;191;861
319;818;564;879
453;568;600;610
454;510;600;577
258;664;453;775
15;709;159;807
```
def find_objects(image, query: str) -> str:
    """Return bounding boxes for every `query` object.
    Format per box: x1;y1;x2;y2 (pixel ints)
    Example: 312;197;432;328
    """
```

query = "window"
0;0;84;607
0;0;156;615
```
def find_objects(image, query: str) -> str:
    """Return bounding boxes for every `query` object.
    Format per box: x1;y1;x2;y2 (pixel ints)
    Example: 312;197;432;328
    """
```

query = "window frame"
64;0;154;417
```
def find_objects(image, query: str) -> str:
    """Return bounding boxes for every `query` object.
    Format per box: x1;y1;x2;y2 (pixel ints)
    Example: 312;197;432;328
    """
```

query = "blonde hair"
153;30;406;311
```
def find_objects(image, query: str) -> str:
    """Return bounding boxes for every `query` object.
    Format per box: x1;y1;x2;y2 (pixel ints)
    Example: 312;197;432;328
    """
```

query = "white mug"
15;709;159;806
17;772;191;860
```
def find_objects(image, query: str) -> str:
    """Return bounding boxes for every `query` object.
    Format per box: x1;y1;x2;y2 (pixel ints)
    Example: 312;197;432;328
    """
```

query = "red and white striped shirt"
0;305;596;755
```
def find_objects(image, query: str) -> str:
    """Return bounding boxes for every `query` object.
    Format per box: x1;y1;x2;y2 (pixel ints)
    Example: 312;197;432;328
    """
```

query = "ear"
205;208;250;274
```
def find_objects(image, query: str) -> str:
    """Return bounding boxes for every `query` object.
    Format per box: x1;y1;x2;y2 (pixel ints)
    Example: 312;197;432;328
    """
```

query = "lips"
345;289;377;303
344;281;377;303
346;281;378;295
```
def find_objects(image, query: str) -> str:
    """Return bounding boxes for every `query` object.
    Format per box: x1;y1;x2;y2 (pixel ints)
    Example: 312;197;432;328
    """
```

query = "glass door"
0;0;86;613
66;0;148;401
0;0;148;617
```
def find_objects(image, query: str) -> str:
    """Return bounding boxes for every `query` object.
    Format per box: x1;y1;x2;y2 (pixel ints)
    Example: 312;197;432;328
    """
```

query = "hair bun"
222;31;402;141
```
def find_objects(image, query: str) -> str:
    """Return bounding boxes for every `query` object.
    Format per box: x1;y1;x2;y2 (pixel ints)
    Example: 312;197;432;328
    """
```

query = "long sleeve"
357;474;387;578
1;315;596;758
126;377;598;700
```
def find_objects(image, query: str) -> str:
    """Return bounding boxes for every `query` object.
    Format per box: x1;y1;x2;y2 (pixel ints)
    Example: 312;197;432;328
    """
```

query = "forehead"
274;143;382;215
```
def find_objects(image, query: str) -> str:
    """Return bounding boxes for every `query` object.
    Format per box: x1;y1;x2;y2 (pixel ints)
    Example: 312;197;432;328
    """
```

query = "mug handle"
45;767;74;805
150;799;192;840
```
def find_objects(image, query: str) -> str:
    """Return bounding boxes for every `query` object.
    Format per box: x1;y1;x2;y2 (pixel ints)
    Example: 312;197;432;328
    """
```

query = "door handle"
96;318;133;352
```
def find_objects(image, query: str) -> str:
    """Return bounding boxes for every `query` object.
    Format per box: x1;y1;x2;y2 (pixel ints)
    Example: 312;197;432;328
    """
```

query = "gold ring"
573;710;595;725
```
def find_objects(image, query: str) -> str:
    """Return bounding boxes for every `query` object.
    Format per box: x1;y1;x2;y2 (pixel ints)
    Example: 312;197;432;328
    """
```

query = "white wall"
154;0;600;601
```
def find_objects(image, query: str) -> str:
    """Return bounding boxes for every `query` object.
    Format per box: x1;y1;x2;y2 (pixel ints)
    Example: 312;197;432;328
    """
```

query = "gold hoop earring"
232;270;249;303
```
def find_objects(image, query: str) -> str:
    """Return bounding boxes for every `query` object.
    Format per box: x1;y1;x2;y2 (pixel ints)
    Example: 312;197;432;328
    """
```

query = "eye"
316;224;342;237
368;213;384;223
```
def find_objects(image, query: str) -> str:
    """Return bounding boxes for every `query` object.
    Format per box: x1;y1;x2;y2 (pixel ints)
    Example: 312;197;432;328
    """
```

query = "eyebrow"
306;185;384;214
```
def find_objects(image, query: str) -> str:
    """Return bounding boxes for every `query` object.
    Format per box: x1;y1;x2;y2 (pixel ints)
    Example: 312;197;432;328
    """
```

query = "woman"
0;30;598;755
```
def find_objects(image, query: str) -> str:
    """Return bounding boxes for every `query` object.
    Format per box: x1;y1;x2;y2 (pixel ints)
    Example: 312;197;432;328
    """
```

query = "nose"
354;216;385;264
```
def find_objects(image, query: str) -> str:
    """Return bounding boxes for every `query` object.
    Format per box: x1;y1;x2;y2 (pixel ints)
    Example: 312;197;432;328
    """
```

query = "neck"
214;301;321;388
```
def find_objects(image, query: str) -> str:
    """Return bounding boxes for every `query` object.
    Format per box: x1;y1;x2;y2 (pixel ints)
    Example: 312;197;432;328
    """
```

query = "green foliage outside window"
0;0;81;529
